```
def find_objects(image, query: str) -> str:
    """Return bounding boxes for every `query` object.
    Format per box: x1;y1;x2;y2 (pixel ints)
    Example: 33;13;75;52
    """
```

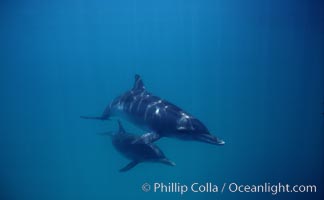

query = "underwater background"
0;0;323;199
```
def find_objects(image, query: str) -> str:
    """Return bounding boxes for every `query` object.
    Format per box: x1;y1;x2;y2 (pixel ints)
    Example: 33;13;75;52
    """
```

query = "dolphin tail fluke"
160;158;176;167
119;161;139;172
80;115;109;120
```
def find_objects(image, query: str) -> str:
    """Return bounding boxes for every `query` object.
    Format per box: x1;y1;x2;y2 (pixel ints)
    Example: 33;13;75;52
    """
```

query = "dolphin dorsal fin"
117;120;126;133
132;74;145;91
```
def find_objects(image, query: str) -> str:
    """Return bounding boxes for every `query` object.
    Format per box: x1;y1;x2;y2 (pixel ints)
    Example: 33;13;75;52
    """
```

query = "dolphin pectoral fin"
159;158;176;166
131;132;161;144
119;161;139;172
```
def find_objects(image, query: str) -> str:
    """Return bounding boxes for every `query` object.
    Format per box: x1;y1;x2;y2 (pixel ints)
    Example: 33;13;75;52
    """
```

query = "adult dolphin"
101;120;175;172
81;75;225;145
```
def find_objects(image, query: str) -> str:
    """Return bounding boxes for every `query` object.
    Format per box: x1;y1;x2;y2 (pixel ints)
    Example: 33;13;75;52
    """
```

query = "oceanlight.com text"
141;182;317;195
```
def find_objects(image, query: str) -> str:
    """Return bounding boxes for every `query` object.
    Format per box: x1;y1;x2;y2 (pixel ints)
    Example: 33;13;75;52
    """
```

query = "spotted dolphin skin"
102;120;175;172
81;75;225;145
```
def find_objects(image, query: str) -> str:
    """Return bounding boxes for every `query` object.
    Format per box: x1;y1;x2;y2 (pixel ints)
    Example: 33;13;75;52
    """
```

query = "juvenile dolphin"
81;75;225;145
102;120;175;172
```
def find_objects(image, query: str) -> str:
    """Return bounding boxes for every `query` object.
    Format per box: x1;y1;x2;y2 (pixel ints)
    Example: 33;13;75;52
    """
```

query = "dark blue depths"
0;0;323;200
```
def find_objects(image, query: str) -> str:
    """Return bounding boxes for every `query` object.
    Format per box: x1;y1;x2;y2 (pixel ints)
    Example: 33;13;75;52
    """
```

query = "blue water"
0;0;323;199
